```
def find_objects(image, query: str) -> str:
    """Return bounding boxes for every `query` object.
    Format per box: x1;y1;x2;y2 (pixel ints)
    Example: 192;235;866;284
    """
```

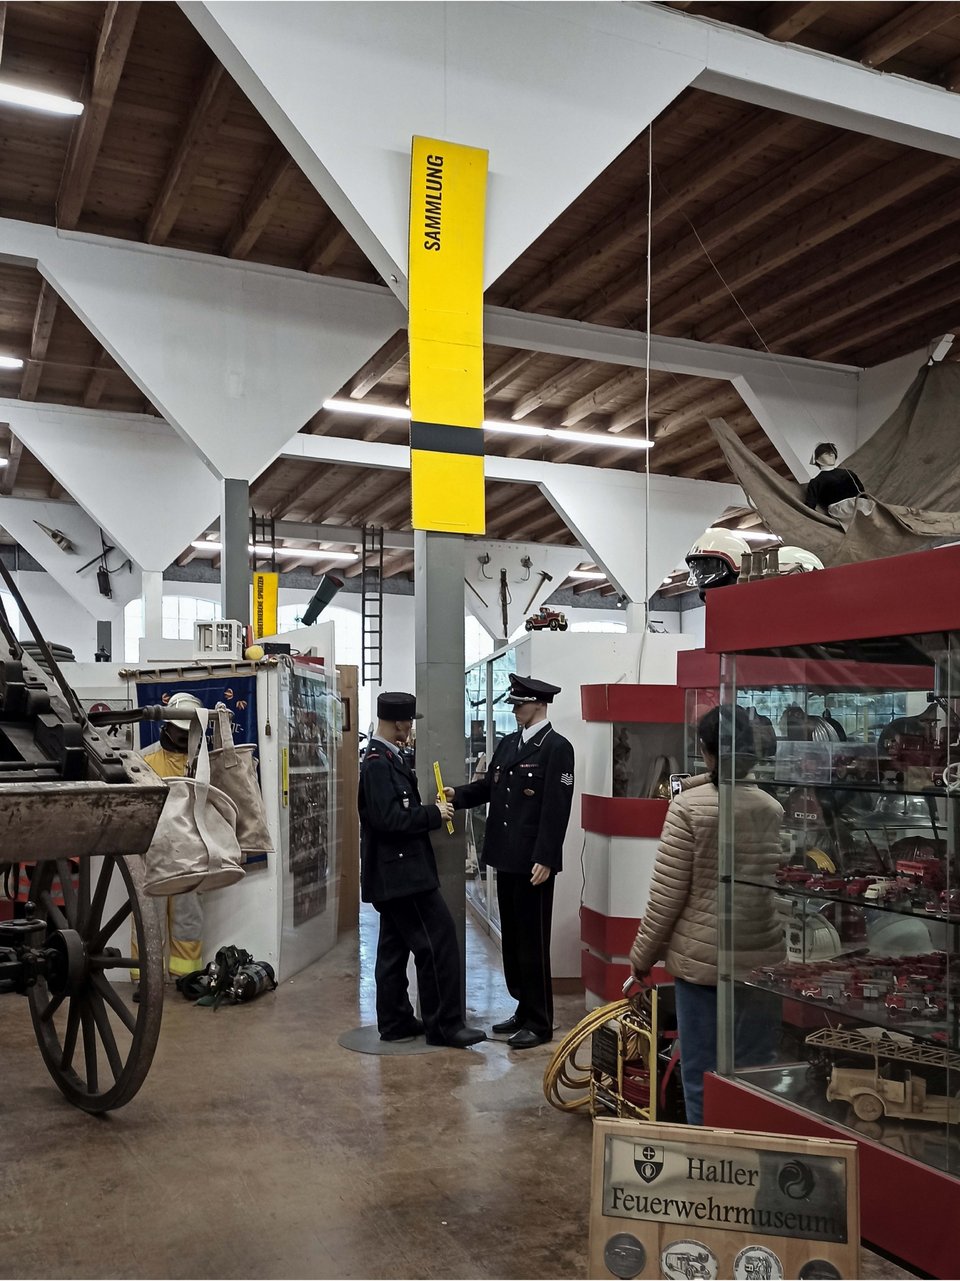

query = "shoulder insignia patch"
560;772;574;786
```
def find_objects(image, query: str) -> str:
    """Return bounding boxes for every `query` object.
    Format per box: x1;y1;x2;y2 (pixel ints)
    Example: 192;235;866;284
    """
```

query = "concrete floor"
0;907;920;1280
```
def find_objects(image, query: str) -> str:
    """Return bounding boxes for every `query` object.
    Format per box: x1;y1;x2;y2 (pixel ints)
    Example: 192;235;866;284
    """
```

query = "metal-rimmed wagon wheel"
27;854;163;1113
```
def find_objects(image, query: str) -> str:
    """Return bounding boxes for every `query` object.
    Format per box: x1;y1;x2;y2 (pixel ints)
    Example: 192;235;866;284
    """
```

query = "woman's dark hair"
698;705;757;783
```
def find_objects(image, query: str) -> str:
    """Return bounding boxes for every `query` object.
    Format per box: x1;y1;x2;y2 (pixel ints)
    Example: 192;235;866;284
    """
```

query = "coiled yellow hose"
542;998;635;1113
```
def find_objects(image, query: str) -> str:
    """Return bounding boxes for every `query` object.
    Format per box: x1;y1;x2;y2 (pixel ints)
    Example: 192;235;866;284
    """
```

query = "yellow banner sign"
252;571;279;639
408;135;487;534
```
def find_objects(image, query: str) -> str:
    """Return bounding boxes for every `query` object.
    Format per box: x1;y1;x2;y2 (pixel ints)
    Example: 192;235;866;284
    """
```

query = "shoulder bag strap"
213;703;240;770
188;707;223;877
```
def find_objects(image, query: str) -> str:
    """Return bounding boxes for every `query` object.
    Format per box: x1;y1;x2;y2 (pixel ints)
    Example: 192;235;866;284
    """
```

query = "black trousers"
496;870;554;1036
373;889;464;1039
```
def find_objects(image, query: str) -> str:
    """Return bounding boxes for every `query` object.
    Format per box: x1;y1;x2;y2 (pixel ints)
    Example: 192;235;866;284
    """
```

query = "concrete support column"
142;570;163;653
415;530;467;1002
221;479;250;626
624;602;647;633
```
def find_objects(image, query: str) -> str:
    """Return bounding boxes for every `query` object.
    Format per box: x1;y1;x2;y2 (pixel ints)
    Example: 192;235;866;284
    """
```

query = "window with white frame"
123;595;222;662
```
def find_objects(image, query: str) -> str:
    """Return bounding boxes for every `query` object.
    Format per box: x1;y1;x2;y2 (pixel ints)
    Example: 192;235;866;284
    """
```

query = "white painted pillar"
142;571;164;655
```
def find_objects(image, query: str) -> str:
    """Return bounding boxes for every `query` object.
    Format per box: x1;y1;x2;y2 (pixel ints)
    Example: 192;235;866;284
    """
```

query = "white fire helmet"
685;528;751;592
777;547;824;574
165;690;204;729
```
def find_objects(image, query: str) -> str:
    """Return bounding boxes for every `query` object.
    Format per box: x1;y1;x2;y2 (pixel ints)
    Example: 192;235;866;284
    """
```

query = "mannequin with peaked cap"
446;673;575;1049
359;691;486;1049
805;442;865;514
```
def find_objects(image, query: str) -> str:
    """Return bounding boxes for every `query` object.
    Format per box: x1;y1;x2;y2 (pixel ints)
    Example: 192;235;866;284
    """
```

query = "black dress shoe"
507;1028;551;1050
380;1018;425;1042
426;1025;487;1048
491;1015;523;1034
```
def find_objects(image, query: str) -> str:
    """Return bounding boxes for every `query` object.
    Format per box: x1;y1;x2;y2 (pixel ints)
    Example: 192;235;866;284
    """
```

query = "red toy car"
524;606;568;632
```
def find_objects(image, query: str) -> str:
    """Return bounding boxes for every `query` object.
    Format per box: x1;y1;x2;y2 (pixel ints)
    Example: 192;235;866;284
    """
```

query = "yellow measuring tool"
433;760;455;834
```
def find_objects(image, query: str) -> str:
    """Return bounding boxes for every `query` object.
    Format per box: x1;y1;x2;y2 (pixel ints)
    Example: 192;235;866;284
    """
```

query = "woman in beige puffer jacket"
630;705;784;1124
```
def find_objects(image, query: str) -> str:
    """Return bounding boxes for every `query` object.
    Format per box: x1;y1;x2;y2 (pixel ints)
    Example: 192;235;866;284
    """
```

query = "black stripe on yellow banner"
410;420;484;456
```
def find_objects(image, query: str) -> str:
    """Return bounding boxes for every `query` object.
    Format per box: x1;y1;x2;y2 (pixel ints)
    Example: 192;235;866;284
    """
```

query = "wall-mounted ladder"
361;524;383;686
250;512;276;568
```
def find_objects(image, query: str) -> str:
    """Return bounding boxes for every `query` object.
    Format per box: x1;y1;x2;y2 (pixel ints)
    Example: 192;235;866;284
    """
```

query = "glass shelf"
708;624;960;1179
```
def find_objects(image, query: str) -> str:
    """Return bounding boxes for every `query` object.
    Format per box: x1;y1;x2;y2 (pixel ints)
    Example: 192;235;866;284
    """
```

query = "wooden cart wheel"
27;855;164;1113
852;1091;884;1122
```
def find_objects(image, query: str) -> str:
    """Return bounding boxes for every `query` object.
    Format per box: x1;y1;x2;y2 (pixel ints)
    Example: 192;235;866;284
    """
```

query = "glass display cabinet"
703;544;960;1278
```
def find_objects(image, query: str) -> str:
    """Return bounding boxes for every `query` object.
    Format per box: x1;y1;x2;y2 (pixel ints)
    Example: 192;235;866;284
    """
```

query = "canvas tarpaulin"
709;362;960;566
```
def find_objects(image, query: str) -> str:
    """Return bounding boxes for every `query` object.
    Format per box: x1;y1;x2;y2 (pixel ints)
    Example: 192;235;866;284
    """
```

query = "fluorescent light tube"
0;82;84;116
321;398;652;450
191;541;358;563
0;356;24;370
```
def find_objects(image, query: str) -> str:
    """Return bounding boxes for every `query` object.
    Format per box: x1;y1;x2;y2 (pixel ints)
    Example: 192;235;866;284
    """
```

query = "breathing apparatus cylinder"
230;960;277;1003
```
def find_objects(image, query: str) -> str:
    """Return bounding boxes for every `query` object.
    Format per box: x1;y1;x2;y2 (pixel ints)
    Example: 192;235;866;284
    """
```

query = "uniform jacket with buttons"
359;741;442;903
453;722;575;874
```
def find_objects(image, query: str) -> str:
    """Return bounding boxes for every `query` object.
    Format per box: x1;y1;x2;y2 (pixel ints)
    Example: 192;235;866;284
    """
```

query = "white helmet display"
685;527;752;592
777;547;824;574
165;690;203;729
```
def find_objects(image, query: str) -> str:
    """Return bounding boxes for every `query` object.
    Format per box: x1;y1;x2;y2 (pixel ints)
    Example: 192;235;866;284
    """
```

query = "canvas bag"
206;704;274;856
144;707;245;896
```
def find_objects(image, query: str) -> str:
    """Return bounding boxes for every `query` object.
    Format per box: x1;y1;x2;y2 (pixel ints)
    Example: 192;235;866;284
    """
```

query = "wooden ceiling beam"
756;234;960;353
504;110;796;313
484;351;539;398
1;437;23;496
19;282;59;402
561;366;647;427
852;2;960;68
487;491;549;537
812;268;960;360
496;507;567;543
759;2;832;42
942;54;960;93
303;221;351;274
645;133;873;315
82;348;115;408
600;150;957;331
511;362;591;421
271;465;336;520
145;60;234;245
338;472;403;524
348;332;409;399
703;181;960;349
222;144;295;259
177;546;201;567
511;133;866;421
655;388;744;441
57;2;141;230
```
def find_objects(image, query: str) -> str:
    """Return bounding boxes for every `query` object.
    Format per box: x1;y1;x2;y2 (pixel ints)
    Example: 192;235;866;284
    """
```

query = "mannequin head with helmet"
161;690;203;754
686;527;823;600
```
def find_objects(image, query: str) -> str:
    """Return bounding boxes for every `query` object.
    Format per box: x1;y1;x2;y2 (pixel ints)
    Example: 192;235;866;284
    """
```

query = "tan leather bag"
144;708;245;896
207;704;274;857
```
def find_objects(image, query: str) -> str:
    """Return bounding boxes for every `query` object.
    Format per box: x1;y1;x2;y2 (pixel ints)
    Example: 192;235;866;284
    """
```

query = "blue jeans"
674;979;779;1126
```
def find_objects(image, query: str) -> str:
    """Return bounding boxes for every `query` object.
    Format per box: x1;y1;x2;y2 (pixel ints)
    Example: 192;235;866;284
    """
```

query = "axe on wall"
524;569;553;613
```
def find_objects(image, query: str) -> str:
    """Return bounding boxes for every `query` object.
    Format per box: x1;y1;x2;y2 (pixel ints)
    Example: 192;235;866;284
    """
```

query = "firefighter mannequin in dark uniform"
359;692;486;1048
447;674;575;1049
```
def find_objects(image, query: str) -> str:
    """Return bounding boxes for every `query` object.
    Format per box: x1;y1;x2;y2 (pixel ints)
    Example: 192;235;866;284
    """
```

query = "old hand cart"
0;564;170;1112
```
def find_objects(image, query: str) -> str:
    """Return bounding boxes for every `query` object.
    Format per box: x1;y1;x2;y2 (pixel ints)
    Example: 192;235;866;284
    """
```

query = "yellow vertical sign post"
408;136;488;533
252;571;279;639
